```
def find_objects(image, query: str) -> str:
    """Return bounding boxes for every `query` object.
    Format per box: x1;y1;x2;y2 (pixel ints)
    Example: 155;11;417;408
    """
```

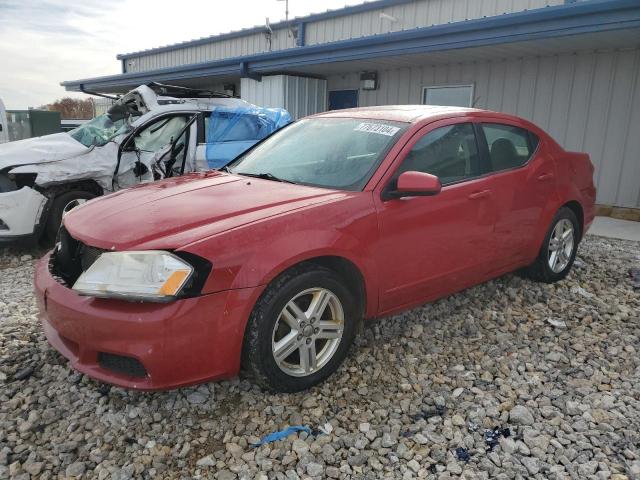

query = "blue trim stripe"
116;0;414;60
62;0;640;92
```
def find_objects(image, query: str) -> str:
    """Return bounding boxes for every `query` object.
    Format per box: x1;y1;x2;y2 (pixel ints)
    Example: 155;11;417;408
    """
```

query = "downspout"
296;22;306;47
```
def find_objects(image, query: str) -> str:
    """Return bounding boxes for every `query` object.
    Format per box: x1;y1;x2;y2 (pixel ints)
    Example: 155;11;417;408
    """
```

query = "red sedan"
34;106;596;392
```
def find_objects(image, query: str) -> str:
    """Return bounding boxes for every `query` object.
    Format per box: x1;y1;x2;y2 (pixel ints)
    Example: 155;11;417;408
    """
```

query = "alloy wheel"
548;218;574;273
271;287;344;377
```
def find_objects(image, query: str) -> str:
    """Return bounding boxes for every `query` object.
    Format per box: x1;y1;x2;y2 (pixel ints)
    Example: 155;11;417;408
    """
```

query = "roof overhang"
62;0;640;93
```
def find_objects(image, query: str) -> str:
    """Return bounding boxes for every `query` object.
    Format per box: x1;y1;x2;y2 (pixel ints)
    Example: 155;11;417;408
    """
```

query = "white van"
0;98;8;144
0;83;290;244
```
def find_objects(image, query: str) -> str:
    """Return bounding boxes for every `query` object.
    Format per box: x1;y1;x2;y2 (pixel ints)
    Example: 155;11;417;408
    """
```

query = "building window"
422;85;474;108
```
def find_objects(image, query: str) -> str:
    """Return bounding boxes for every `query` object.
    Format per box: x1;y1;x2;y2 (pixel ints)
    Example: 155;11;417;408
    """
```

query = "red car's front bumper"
34;254;263;390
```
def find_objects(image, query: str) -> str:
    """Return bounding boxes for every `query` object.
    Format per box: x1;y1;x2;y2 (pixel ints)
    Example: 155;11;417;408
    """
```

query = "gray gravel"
0;235;639;479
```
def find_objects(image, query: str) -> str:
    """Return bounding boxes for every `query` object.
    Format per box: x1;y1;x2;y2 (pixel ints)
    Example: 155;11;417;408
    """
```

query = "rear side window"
396;123;481;185
481;123;539;172
205;113;264;142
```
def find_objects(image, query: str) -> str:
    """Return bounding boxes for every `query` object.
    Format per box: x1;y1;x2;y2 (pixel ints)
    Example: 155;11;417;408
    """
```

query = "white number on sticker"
354;123;400;136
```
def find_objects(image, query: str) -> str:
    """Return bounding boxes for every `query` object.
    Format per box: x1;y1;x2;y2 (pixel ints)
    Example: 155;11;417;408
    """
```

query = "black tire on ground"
44;190;97;241
242;264;359;392
526;206;580;283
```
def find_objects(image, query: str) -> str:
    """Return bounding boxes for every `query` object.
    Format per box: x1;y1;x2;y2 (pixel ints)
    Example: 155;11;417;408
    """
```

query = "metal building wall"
123;0;567;74
326;48;640;208
125;30;296;73
305;0;564;45
240;75;327;119
282;76;328;119
240;76;286;109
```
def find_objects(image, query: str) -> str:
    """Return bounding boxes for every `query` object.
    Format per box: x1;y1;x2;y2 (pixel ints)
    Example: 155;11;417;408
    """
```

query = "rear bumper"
581;186;597;238
35;253;264;390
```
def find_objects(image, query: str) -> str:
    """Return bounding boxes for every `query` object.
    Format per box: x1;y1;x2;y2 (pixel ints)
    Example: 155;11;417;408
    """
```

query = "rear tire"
242;264;358;392
44;190;96;241
526;207;580;283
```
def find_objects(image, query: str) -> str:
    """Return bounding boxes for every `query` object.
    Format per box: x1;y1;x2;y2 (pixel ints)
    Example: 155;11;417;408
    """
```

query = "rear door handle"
537;173;555;181
468;190;492;200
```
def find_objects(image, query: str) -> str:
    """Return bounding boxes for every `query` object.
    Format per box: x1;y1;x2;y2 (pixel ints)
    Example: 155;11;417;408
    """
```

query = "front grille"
50;226;106;287
98;353;147;378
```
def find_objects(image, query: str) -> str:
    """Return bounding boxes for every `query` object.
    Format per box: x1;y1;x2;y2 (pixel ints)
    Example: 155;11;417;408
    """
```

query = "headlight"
72;251;194;302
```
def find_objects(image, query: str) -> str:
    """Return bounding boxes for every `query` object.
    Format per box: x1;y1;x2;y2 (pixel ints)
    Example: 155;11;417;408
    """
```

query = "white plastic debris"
547;318;567;328
573;258;587;269
318;423;333;435
571;286;594;299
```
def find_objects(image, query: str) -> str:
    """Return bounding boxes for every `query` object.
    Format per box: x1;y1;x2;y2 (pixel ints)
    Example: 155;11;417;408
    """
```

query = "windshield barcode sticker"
354;123;400;136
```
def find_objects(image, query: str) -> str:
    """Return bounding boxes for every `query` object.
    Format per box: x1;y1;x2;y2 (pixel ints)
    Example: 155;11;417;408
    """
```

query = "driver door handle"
468;190;492;200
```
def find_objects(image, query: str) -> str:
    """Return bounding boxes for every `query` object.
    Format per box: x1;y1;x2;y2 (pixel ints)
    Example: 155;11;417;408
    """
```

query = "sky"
0;0;366;109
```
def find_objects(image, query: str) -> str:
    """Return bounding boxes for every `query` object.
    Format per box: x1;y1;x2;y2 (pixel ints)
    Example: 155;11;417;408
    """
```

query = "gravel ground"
0;235;639;480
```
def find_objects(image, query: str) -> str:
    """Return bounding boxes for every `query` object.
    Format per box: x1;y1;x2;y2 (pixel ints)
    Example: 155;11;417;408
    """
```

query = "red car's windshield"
229;117;407;191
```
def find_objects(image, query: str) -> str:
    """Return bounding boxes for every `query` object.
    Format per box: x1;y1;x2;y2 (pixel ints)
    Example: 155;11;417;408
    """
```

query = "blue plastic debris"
455;447;471;462
251;425;311;448
484;427;511;451
205;106;292;168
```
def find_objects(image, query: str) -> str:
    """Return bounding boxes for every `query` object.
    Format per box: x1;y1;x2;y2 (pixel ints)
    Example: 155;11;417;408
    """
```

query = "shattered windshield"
68;113;133;148
229;118;407;191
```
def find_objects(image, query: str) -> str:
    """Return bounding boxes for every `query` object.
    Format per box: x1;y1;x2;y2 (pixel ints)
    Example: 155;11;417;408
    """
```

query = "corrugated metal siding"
283;76;328;119
326;49;640;207
125;30;296;73
305;0;564;45
240;76;286;108
240;75;327;119
123;0;571;73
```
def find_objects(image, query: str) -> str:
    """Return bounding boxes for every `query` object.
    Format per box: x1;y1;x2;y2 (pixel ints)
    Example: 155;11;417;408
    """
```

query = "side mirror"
385;171;442;200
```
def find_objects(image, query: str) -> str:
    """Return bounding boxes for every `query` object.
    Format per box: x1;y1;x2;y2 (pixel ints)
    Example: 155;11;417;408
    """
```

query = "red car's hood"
64;171;347;250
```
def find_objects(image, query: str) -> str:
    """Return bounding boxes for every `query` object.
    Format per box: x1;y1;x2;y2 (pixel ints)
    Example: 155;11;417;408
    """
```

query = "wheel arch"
39;180;104;241
41;179;104;198
258;252;372;322
529;197;586;265
561;200;584;239
302;255;367;322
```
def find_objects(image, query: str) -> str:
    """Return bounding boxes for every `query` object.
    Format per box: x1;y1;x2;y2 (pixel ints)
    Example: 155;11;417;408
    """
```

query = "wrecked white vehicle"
0;84;291;243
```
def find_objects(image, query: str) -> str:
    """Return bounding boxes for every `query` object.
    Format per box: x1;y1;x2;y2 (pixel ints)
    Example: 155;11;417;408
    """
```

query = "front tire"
44;190;96;241
526;207;580;283
242;264;358;392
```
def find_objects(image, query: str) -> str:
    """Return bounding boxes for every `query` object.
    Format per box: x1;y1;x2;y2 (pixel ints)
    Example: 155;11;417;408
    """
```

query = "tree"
41;97;94;119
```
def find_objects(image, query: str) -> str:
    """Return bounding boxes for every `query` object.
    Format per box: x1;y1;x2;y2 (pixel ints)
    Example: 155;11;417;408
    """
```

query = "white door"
115;113;198;189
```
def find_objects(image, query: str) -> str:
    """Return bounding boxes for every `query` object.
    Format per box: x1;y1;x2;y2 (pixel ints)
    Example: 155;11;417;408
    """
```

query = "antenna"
265;17;273;51
277;0;296;38
277;0;290;23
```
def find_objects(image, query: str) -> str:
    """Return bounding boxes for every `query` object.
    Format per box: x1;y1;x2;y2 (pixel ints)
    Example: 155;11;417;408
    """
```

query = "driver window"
133;116;188;152
396;123;480;185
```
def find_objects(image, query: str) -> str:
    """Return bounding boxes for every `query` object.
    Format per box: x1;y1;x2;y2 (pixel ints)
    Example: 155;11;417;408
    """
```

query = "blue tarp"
205;106;291;169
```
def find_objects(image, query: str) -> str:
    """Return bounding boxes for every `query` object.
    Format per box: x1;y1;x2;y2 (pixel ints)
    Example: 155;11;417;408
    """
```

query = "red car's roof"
311;105;486;123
